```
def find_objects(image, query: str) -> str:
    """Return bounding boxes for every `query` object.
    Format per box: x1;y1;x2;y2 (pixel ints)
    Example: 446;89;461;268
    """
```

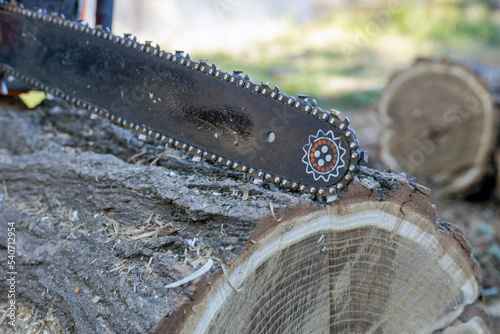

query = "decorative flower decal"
302;129;346;182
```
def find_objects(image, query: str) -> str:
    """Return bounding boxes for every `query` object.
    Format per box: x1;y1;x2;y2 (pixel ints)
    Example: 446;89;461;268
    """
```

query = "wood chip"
74;286;80;294
205;248;213;257
242;189;249;201
145;213;154;225
0;310;8;326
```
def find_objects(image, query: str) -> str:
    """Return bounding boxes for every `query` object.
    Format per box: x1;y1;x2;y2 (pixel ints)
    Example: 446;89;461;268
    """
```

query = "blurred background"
84;0;500;110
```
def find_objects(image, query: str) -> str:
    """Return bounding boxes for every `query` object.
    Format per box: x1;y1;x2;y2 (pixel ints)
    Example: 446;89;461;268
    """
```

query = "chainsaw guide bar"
0;1;366;199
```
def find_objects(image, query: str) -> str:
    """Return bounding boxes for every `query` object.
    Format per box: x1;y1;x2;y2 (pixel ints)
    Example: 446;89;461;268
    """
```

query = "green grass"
335;91;382;110
202;2;500;111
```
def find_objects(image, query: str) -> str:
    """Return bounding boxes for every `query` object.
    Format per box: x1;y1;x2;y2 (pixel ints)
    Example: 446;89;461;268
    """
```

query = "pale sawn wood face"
181;202;483;334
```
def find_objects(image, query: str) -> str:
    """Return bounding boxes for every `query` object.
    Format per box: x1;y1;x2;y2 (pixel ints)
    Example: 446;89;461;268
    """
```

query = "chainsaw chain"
0;1;365;201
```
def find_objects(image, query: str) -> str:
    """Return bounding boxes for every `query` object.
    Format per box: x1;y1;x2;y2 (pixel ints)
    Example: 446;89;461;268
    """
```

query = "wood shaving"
268;200;282;222
126;150;147;163
166;258;214;289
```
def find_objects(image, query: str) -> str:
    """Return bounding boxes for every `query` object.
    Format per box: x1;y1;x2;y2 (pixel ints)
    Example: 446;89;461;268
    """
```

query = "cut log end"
379;59;498;195
156;171;485;334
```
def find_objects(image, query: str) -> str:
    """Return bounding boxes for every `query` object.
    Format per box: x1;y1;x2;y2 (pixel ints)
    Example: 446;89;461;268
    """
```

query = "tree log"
379;59;499;196
0;100;491;333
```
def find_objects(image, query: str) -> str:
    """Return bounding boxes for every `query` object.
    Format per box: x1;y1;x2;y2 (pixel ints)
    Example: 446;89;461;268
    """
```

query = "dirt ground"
0;97;499;332
435;196;500;331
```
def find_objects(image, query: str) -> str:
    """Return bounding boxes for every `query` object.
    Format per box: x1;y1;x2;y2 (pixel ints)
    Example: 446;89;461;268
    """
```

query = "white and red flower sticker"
302;129;346;182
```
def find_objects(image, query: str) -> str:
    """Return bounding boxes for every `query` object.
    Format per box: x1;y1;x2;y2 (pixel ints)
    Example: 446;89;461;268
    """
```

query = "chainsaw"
0;1;367;200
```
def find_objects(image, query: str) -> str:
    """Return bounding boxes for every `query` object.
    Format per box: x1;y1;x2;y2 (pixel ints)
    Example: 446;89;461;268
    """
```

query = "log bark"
0;99;491;333
379;59;499;196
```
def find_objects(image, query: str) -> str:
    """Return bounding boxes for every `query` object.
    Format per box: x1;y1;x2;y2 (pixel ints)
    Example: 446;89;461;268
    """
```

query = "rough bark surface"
379;58;499;196
0;99;491;333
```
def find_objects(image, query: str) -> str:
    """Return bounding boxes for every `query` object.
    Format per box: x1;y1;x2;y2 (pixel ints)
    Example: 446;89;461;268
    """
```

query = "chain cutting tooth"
144;41;153;53
230;70;244;85
298;94;309;103
259;81;279;99
330;108;341;118
171;50;182;62
295;94;314;113
359;151;368;165
198;59;216;74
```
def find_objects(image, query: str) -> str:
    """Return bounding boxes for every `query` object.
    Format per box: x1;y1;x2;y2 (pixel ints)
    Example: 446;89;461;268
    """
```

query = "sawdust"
0;303;66;334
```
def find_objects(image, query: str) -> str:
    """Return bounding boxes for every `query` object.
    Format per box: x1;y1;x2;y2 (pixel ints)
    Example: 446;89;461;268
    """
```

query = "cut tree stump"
379;59;499;196
0;100;492;333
